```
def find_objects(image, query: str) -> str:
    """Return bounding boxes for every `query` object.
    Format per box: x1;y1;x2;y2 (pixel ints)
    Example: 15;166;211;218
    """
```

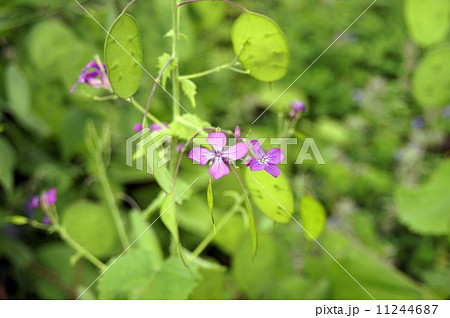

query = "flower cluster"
132;122;169;132
27;188;58;224
70;60;110;94
289;100;306;118
188;130;284;179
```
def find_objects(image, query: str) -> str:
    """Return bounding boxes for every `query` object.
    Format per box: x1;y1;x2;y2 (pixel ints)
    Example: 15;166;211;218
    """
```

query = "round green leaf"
413;48;450;108
404;0;450;47
104;13;143;98
299;196;326;240
62;200;120;258
245;170;293;223
231;12;289;82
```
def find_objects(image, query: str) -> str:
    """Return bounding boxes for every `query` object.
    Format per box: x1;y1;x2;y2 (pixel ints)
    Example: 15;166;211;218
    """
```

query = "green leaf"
128;211;163;266
207;177;215;226
300;196;326;240
170;114;210;141
160;193;185;260
180;78;197;108
243;193;258;256
157;52;176;88
104;13;143;98
0;137;16;192
245;169;294;223
404;0;450;47
413;48;450;108
231;12;289;82
98;248;156;299
138;257;199;300
61;200;120;258
395;160;450;236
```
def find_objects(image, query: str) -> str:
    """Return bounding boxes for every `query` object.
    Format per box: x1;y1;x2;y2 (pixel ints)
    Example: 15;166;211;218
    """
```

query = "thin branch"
142;57;174;127
122;0;136;13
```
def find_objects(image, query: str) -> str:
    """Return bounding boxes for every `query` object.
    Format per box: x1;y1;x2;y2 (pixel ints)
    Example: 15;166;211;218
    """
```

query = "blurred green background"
0;0;449;299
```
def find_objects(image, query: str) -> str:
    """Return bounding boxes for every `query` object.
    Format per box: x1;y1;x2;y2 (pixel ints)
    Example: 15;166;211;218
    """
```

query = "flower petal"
250;140;265;159
188;147;214;165
209;158;230;179
266;148;284;164
207;132;227;152
249;158;265;171
222;142;248;161
43;188;58;205
264;164;280;178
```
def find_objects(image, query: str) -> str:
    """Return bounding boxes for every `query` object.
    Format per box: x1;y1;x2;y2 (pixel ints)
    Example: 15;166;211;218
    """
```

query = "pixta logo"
126;128;171;174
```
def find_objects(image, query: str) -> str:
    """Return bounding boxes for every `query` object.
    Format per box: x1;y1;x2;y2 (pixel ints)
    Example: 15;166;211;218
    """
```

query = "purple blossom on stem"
42;216;51;225
248;140;284;178
133;123;143;132
189;132;248;179
27;196;39;210
42;188;57;206
149;122;169;131
70;60;110;94
289;101;306;118
234;125;241;141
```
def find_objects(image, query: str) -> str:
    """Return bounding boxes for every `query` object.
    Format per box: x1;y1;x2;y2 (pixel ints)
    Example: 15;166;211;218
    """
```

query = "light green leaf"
413;48;450;108
157;52;176;88
170;113;210;141
245;169;294;223
231;12;289;82
61;200;120;258
396;160;450;236
137;257;199;300
0;137;16;192
160;193;179;242
104;13;143;98
128;211;163;266
207;177;215;226
300;196;326;240
98;248;156;299
404;0;450;47
180;78;197;108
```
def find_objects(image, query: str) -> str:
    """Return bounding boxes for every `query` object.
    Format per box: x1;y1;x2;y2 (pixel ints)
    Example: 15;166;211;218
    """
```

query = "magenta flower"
70;60;110;94
133;123;143;132
290;101;306;118
27;196;39;210
248;140;284;178
188;132;248;179
149;122;169;131
43;216;51;225
42;188;57;206
234;125;241;141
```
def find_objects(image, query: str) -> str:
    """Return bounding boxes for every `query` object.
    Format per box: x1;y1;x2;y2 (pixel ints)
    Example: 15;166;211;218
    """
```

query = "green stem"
129;98;170;132
179;63;233;80
58;227;106;271
95;154;130;249
189;197;243;261
172;0;180;119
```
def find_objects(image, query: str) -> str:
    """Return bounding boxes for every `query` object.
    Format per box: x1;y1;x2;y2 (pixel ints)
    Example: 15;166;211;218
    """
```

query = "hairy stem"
172;0;180;119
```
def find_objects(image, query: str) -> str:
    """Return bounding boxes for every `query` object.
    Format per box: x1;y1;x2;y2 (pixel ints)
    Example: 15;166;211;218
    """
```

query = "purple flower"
248;140;284;178
290;101;306;118
149;122;169;131
27;196;39;210
234;125;241;141
42;216;51;225
42;188;57;206
133;123;143;132
188;132;248;179
412;116;425;129
70;60;110;94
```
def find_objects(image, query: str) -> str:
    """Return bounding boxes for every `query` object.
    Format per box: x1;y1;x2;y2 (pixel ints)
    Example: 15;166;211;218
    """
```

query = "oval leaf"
245;169;294;223
231;12;289;82
413;48;450;108
404;0;450;47
104;13;143;98
61;200;120;258
299;196;326;240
